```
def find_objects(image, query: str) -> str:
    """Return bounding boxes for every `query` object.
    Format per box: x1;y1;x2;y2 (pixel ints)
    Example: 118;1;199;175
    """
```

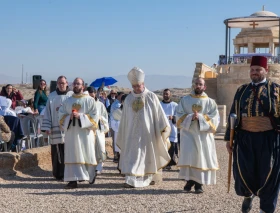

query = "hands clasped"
192;111;199;121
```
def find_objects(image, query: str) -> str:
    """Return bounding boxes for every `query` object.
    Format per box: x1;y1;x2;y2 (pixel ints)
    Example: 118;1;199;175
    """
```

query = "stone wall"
205;78;217;101
216;63;280;116
192;62;215;87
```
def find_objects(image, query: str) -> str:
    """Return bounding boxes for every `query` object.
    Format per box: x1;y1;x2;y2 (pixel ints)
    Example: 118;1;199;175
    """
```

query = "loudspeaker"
32;75;42;89
219;55;226;65
50;81;57;93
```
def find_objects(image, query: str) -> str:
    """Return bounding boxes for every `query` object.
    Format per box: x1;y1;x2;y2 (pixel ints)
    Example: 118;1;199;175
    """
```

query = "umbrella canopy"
90;77;117;88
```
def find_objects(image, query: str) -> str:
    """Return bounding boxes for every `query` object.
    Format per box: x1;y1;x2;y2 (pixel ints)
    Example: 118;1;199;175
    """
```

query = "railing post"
225;21;228;64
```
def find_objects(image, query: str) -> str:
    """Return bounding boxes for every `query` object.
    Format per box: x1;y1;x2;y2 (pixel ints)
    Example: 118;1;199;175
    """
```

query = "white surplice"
176;91;219;185
95;99;109;172
42;90;73;144
117;88;171;187
59;94;98;182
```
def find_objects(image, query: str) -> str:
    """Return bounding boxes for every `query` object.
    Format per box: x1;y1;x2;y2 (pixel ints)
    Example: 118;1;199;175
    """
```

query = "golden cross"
249;21;259;29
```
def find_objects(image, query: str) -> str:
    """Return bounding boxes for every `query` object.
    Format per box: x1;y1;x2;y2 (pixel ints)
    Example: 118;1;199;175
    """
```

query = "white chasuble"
176;91;219;185
59;94;98;182
117;88;171;187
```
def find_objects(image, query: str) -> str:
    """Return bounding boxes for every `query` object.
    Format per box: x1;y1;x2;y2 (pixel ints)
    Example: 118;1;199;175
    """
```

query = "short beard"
194;89;203;95
74;88;83;94
251;76;265;83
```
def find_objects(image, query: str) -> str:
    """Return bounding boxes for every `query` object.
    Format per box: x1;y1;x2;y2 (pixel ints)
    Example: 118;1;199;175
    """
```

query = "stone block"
217;105;226;133
0;138;114;174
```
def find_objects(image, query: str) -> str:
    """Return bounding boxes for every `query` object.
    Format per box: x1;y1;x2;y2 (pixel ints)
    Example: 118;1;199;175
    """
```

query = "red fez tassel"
250;56;268;69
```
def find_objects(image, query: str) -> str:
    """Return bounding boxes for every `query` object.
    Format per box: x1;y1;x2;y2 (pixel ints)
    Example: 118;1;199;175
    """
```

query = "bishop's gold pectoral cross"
249;21;259;29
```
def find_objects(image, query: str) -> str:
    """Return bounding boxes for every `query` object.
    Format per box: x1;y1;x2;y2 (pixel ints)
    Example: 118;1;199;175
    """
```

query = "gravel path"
0;140;279;213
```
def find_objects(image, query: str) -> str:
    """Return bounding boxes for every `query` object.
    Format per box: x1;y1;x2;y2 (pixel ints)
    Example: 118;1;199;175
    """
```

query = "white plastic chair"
20;116;43;149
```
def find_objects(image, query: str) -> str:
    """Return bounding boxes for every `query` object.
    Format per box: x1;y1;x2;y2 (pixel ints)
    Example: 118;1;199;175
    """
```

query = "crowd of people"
0;55;279;213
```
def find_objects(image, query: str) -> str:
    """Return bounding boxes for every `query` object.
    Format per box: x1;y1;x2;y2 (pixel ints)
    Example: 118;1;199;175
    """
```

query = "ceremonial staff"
228;113;237;193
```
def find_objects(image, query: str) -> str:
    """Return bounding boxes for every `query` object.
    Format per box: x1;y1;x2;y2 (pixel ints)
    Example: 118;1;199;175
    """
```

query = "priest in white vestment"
86;86;109;174
59;78;98;189
176;77;219;193
117;67;171;188
42;76;73;180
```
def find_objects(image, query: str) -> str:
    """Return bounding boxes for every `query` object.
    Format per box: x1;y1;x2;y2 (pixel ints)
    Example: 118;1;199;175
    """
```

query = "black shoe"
124;183;134;188
113;153;119;163
89;172;97;184
194;182;204;194
184;180;195;192
241;195;255;213
117;167;121;174
164;165;171;170
65;181;77;189
55;177;64;181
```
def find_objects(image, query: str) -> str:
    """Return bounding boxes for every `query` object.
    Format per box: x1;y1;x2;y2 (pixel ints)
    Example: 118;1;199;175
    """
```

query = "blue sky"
0;0;279;84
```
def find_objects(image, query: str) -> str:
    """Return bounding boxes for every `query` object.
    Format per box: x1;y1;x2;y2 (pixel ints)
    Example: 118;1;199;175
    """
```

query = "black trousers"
109;128;116;154
168;142;178;166
233;130;280;213
51;144;65;180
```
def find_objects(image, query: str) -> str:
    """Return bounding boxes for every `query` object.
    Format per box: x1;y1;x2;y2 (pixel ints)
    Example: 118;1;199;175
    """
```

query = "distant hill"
0;73;193;92
0;74;21;84
112;75;193;91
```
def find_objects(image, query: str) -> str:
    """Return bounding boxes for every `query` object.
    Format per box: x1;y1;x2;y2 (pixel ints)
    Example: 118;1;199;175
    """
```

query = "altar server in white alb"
42;75;73;181
176;77;219;193
117;67;171;188
86;86;109;174
160;88;178;170
59;77;98;189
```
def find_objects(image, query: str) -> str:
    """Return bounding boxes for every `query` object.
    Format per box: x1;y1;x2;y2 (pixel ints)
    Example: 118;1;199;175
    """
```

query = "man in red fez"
225;55;280;213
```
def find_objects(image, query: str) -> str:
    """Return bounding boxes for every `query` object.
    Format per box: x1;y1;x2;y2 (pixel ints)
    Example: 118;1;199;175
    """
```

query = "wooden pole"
227;113;237;193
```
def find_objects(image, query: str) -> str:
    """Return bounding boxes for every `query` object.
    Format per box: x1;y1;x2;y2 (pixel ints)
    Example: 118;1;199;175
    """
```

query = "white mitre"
127;67;145;85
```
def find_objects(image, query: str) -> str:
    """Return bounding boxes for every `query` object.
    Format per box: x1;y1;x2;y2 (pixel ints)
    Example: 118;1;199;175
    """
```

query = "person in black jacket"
225;56;280;213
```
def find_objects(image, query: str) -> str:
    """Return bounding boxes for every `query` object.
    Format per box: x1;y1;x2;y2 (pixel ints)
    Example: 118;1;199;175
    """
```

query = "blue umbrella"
90;77;117;88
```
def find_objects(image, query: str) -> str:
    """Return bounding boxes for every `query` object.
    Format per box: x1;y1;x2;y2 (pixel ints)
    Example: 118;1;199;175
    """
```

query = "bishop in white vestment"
59;78;98;189
117;67;171;188
176;77;219;193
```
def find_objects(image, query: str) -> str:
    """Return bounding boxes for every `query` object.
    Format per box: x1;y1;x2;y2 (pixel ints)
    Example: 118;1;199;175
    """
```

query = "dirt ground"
0;140;279;213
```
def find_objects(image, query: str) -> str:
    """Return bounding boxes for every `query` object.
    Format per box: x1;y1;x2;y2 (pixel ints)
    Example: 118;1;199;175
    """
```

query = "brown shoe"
150;181;156;185
64;181;77;189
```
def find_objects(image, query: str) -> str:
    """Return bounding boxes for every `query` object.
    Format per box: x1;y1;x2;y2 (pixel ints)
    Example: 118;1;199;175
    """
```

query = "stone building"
192;9;280;133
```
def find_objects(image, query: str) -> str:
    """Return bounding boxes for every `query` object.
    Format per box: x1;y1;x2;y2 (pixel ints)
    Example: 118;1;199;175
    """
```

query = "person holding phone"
0;84;23;109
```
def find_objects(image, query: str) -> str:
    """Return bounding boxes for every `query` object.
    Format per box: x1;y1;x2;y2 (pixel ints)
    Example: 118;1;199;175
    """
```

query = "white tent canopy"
223;10;280;62
224;16;280;28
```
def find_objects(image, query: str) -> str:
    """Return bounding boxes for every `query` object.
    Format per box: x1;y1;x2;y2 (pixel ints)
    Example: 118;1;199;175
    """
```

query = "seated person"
0;84;23;109
0;97;16;117
15;99;34;115
0;115;11;151
4;115;24;152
